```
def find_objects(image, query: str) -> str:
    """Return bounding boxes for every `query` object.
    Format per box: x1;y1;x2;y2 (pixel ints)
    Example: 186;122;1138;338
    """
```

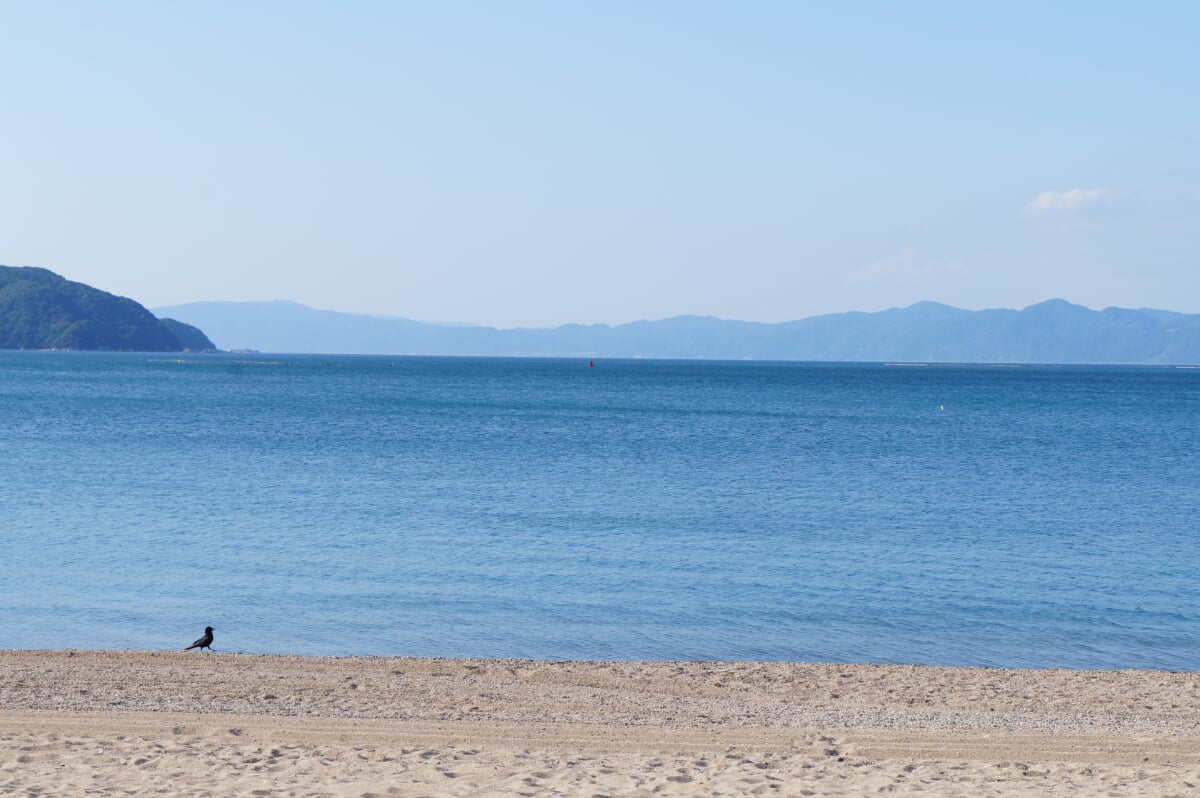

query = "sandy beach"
2;651;1198;796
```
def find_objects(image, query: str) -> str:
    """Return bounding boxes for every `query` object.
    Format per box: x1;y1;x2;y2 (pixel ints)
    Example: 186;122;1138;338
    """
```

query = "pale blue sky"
2;1;1197;326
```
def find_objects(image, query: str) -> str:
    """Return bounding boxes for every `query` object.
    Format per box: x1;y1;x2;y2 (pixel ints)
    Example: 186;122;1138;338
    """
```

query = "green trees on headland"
0;265;216;352
159;317;216;351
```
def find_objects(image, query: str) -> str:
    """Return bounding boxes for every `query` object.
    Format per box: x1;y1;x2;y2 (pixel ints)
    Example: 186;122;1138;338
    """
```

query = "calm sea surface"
1;352;1198;669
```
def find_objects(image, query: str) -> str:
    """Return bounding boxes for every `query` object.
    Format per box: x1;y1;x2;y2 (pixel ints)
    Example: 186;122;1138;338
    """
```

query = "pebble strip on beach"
4;650;1199;735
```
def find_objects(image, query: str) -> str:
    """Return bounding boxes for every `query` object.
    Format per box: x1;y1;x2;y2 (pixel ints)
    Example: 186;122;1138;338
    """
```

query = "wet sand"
2;650;1198;795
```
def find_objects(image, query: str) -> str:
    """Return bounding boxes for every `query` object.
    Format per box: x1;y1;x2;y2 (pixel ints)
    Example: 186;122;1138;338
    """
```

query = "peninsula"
0;265;214;352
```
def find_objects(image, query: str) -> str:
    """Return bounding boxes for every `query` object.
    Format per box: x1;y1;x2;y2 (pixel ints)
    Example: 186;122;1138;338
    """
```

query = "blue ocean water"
1;352;1198;669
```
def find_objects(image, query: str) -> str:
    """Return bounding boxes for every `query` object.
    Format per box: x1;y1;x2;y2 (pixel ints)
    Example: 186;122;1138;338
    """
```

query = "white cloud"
852;250;964;282
1025;188;1111;213
861;249;914;277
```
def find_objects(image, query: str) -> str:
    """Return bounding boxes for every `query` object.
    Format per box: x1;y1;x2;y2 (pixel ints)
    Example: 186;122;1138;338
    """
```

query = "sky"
2;1;1197;327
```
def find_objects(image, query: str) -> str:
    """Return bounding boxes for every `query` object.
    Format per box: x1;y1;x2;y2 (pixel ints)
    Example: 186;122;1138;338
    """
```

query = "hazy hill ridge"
154;298;1200;364
1;266;215;352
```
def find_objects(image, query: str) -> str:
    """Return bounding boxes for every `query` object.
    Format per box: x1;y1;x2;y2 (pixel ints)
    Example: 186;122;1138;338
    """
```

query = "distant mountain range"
1;266;214;352
8;262;1194;363
154;298;1200;364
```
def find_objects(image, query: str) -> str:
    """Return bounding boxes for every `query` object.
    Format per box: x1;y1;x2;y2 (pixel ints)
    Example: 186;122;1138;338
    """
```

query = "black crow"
183;626;214;652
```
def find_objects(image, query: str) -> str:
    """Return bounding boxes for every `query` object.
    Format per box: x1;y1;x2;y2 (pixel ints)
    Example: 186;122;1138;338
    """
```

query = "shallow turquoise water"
1;352;1198;668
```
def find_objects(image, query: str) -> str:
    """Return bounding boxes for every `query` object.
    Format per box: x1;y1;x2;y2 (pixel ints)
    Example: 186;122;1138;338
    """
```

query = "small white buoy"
940;405;945;411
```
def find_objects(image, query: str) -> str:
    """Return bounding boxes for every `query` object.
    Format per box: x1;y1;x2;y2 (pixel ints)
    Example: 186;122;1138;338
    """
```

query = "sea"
1;352;1198;670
